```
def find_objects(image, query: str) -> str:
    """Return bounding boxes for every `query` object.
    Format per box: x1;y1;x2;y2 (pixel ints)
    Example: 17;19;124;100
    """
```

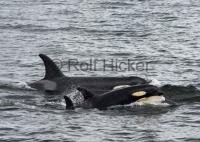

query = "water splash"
0;78;36;91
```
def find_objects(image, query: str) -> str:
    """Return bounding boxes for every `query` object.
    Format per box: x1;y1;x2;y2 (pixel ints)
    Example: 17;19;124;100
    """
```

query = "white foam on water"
0;78;36;91
149;78;162;87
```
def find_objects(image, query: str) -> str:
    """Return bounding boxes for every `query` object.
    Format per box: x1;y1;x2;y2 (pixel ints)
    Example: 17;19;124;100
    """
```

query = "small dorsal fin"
64;96;74;109
39;54;64;80
77;87;94;100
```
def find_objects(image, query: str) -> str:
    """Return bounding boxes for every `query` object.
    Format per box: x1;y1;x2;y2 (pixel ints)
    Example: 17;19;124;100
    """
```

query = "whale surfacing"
64;84;166;109
28;54;148;95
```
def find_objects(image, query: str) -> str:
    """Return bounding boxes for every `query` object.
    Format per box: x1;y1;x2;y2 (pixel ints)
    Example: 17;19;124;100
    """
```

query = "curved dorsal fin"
77;87;94;100
64;96;74;109
39;54;64;80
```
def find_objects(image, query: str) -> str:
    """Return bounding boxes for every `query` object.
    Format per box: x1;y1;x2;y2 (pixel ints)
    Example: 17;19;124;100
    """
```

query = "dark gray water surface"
0;0;200;141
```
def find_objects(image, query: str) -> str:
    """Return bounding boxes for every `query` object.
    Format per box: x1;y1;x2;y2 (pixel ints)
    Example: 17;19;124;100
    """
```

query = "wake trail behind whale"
0;78;36;91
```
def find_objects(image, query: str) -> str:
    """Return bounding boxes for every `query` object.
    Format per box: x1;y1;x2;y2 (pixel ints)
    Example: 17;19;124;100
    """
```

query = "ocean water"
0;0;200;141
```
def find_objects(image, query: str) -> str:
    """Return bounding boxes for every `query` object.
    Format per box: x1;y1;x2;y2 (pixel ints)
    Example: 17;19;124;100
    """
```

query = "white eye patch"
113;85;131;90
131;91;146;97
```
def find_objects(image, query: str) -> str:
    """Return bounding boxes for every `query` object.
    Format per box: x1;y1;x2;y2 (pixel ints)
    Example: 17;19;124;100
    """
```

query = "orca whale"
64;84;165;109
28;54;148;95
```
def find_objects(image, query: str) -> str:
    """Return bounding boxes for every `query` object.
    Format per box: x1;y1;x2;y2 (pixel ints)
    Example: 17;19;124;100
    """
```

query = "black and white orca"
28;54;148;95
64;84;166;109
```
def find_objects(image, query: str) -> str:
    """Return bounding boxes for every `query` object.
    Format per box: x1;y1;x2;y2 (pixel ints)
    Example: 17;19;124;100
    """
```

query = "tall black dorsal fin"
39;54;64;80
64;96;74;109
77;87;94;100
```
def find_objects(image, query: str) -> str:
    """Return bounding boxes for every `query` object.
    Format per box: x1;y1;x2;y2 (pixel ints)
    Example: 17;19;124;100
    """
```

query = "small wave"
0;24;79;32
85;29;136;36
109;52;132;56
105;103;172;116
156;16;179;22
0;78;36;91
0;24;46;31
172;25;189;29
0;107;20;111
100;2;135;7
109;102;170;110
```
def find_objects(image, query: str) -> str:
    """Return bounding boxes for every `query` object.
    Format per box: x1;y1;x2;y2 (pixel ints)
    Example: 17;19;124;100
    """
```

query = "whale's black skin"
64;85;164;109
28;54;148;95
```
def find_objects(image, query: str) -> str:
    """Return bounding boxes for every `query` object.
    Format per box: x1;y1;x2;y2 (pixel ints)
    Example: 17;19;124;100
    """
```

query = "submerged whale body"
28;54;148;95
64;84;166;109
